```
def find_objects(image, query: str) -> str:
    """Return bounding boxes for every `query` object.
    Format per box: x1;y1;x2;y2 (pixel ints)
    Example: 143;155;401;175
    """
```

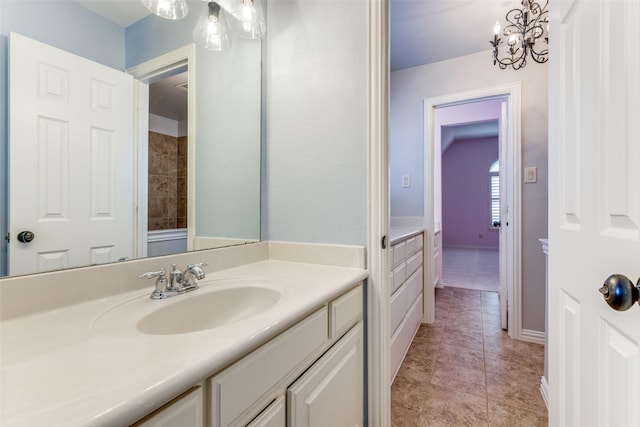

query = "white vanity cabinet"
133;387;204;427
135;283;364;427
389;232;424;381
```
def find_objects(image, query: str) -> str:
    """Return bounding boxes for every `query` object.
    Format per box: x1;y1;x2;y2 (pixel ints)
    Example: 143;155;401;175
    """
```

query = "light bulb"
493;20;501;35
230;0;266;39
141;0;188;20
193;2;231;51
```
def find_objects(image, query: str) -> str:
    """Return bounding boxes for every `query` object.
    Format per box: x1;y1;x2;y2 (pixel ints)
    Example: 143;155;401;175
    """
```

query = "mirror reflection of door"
146;70;189;257
8;32;135;276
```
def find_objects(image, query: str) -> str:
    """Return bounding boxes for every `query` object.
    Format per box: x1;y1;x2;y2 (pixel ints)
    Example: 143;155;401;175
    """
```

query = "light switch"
524;167;537;183
402;174;411;188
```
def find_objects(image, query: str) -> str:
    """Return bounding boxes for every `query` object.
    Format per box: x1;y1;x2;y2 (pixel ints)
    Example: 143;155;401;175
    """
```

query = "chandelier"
491;0;549;70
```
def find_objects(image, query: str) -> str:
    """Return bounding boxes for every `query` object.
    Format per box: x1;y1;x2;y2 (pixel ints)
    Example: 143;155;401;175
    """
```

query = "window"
490;160;500;228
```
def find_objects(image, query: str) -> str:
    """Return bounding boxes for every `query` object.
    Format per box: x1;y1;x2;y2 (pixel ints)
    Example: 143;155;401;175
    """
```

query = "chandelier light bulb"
493;20;501;35
193;2;231;51
230;0;266;39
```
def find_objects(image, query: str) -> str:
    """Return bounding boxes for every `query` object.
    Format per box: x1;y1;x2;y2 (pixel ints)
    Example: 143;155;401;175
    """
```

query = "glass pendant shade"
193;2;232;51
141;0;188;20
229;0;266;39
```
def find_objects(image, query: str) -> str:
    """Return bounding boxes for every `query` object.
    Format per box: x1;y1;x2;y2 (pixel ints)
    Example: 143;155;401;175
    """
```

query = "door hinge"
5;233;9;243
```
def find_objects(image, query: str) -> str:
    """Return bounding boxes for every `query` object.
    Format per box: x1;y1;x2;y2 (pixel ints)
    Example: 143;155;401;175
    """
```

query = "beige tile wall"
148;132;188;230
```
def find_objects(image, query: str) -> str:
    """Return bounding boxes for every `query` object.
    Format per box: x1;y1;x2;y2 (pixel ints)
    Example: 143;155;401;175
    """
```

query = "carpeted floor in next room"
391;287;547;426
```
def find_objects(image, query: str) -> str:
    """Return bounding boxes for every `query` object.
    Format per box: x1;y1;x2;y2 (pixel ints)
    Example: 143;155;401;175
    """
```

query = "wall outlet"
401;174;411;188
524;167;537;183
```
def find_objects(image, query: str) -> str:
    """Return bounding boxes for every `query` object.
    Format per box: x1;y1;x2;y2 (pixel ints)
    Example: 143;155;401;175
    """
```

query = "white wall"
390;50;548;333
265;0;368;246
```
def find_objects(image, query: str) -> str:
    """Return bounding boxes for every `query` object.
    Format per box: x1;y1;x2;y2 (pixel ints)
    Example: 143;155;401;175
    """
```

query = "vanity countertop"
0;260;368;426
389;225;425;245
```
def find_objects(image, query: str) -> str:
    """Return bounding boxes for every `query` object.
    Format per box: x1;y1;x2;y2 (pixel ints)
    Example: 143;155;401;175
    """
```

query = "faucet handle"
138;268;166;280
187;262;208;269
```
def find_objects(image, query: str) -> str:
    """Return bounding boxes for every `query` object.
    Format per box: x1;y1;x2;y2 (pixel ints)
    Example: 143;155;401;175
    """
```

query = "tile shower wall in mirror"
0;0;262;277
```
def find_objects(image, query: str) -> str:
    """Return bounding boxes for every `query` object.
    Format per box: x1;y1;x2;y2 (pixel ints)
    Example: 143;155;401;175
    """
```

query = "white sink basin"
138;287;281;335
93;280;286;336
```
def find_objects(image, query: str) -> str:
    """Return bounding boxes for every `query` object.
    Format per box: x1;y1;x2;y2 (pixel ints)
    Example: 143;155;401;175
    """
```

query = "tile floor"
442;248;500;292
391;287;547;426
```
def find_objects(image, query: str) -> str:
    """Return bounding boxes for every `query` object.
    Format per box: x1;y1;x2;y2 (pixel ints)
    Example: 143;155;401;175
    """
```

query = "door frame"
423;84;523;339
126;44;196;258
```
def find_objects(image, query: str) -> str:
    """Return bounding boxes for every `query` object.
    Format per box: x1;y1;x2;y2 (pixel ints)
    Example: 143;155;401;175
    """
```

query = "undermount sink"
93;282;285;336
138;287;281;335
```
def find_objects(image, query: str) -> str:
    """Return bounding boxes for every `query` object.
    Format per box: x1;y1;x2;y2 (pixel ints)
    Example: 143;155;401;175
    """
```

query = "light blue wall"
0;1;125;276
126;4;262;239
265;0;368;246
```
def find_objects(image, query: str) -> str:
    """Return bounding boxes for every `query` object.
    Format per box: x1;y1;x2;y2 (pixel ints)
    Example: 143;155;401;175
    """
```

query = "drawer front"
330;285;363;339
389;283;407;336
392;241;407;267
391;263;407;295
406;251;423;278
406;267;423;305
134;387;204;427
415;233;424;251
390;296;423;381
209;308;328;427
246;396;285;427
405;236;417;255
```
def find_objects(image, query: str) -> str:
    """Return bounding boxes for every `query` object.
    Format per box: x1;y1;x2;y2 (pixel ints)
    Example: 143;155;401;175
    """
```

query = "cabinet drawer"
389;283;407;336
392;241;407;267
406;267;423;305
330;285;363;339
133;387;203;427
209;308;328;427
246;396;285;427
391;263;407;295
405;236;417;255
390;296;423;381
406;251;422;278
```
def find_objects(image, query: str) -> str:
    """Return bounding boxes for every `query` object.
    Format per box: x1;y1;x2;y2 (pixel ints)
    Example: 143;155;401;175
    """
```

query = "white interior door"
548;0;640;425
498;100;509;330
8;32;135;276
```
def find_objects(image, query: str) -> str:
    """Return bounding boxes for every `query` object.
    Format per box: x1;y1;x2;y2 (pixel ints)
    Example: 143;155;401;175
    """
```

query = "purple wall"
442;137;499;249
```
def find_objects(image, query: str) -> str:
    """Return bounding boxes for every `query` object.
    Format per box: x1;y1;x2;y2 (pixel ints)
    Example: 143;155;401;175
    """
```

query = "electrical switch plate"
524;167;537;183
401;174;411;188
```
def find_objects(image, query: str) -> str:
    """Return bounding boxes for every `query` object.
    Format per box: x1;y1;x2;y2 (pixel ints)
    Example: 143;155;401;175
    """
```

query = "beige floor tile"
391;282;548;426
421;384;489;427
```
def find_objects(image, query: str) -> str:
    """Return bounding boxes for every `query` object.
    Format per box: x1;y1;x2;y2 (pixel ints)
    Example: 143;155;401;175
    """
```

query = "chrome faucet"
139;262;208;300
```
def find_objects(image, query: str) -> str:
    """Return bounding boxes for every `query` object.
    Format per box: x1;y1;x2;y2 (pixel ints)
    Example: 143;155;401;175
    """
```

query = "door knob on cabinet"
599;274;639;311
17;231;35;243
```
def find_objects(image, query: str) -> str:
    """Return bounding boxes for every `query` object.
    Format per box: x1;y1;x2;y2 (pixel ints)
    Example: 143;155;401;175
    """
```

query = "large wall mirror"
0;0;262;277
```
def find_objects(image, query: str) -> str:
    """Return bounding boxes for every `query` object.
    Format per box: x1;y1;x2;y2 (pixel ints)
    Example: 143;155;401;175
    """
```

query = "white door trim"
127;45;196;256
423;83;523;339
367;0;390;425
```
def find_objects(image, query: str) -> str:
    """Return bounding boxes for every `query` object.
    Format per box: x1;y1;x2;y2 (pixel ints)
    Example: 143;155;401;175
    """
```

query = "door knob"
16;231;35;243
492;221;501;227
599;274;639;311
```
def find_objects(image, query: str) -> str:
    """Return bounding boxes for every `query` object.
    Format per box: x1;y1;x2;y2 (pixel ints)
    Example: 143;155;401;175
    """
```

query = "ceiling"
76;0;514;120
390;0;515;71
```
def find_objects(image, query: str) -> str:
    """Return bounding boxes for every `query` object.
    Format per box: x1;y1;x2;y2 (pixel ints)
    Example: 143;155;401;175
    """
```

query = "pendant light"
141;0;188;20
229;0;266;39
193;2;232;51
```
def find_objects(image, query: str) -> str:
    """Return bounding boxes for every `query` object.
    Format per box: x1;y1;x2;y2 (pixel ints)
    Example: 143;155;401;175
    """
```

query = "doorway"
127;45;196;259
423;84;522;339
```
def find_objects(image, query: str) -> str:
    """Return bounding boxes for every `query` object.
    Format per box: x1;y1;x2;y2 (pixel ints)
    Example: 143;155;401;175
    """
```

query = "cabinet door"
133;387;203;427
247;396;286;427
288;322;363;427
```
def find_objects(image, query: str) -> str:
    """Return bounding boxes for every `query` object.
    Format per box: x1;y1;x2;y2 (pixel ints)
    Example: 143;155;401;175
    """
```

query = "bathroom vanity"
0;242;367;426
389;227;425;380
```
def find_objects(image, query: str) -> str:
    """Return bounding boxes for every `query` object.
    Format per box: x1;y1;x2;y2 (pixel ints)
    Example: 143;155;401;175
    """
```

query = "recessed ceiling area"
390;0;514;71
74;0;150;27
150;71;189;122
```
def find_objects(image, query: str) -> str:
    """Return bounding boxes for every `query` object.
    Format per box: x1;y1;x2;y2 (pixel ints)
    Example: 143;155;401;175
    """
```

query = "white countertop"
0;260;367;426
389;225;425;245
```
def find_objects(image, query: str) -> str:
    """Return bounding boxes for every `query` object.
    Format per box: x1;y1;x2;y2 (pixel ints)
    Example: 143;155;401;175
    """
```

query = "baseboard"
520;328;545;345
147;228;187;242
540;376;549;409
